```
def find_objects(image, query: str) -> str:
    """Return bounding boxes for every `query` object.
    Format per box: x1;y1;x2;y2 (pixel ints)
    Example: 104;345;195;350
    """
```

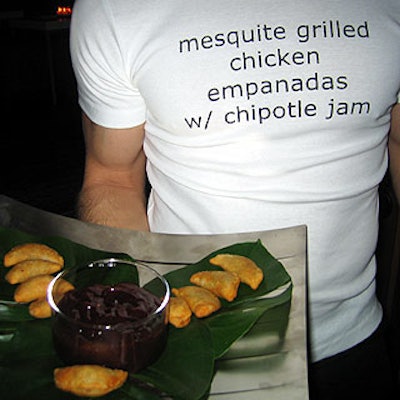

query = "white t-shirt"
70;0;400;362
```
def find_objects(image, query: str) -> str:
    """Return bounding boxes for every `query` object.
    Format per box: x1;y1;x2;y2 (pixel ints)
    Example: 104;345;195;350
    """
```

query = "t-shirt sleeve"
70;0;146;128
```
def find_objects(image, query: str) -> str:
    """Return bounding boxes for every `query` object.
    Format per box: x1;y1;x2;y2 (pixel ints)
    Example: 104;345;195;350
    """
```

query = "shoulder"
71;0;111;33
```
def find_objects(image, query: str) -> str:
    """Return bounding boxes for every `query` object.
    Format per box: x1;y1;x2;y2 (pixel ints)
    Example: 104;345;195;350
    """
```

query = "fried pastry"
168;296;192;328
190;270;240;302
14;274;54;303
5;259;63;284
209;254;264;290
27;279;74;319
172;286;221;318
54;365;128;397
14;273;74;315
29;297;52;319
3;242;64;267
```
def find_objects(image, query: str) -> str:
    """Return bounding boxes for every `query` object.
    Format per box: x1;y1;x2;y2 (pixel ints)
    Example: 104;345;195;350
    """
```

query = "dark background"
1;0;83;217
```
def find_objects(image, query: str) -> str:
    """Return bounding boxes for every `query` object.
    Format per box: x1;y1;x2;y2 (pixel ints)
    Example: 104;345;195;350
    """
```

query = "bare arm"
389;103;400;204
78;114;150;231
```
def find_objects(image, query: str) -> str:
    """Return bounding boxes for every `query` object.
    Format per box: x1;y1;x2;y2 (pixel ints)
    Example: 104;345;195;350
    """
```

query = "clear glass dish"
47;258;170;372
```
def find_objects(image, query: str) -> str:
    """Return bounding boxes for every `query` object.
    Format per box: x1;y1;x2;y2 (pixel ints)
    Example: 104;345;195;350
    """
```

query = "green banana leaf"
0;227;292;400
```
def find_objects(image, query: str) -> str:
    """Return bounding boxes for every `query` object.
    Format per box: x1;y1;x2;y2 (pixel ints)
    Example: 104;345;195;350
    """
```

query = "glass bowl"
47;258;170;373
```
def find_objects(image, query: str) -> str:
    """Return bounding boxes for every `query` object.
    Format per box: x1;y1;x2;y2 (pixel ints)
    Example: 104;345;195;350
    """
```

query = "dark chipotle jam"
52;282;168;372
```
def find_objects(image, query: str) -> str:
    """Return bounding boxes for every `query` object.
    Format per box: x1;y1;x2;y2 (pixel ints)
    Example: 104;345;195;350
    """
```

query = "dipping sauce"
52;282;168;372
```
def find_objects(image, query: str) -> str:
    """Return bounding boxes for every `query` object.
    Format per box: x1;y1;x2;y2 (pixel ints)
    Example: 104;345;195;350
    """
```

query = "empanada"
5;259;63;284
190;270;240;302
29;297;52;319
15;274;74;318
3;243;64;267
54;365;128;397
168;296;192;328
172;286;221;318
209;254;264;290
14;274;54;303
